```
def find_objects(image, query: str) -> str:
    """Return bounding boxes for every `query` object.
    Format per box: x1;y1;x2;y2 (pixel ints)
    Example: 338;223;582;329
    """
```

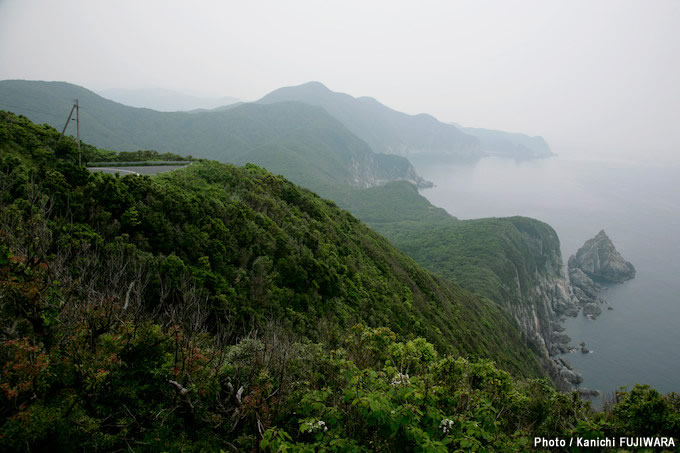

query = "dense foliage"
341;181;563;307
1;112;678;451
86;149;191;163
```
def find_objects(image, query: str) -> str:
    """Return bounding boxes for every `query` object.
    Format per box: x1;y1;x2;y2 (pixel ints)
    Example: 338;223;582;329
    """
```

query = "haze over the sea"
418;153;680;402
1;0;679;160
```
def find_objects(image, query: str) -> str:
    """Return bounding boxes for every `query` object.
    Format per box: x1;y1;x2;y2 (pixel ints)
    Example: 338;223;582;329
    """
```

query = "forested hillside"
0;80;429;193
339;181;584;388
341;182;560;306
1;112;678;450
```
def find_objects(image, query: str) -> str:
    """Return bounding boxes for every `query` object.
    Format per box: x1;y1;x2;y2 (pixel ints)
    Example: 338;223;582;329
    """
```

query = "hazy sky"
1;0;679;158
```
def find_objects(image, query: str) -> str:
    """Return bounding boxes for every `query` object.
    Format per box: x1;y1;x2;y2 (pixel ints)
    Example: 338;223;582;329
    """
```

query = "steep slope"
455;124;554;159
258;81;483;162
2;112;679;452
339;181;579;388
0;110;544;378
0;80;428;192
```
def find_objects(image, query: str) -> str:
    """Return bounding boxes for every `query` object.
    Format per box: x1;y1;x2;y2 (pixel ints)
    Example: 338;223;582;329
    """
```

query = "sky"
1;0;679;159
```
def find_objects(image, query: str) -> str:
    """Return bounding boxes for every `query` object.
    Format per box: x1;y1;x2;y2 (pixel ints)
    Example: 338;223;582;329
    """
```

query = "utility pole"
58;99;82;167
76;99;81;167
60;103;76;138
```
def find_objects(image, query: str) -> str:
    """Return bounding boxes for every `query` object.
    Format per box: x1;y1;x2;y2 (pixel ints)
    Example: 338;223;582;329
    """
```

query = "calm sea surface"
416;154;680;403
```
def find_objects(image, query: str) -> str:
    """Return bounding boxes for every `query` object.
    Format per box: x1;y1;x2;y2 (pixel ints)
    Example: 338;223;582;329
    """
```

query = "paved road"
87;164;191;176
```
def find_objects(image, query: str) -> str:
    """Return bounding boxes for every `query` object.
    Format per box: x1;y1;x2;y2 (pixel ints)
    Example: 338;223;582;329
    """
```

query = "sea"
415;150;680;406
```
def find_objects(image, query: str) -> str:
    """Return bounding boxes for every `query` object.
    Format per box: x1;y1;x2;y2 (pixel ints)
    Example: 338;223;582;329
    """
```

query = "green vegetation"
1;111;544;366
1;112;678;450
0;80;425;194
0;81;558;312
339;181;562;308
336;181;452;225
86;149;192;164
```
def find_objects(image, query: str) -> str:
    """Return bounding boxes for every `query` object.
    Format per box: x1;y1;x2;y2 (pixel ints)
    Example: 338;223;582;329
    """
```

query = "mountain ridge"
0;79;430;193
454;123;554;159
258;81;484;163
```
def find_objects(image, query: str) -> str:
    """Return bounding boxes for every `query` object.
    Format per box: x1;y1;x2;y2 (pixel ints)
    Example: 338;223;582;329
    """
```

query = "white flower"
304;420;328;433
439;418;455;435
391;372;410;386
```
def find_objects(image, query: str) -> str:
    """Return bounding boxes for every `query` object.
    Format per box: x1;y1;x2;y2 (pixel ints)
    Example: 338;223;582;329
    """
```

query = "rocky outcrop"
568;267;600;300
577;388;601;398
350;152;433;189
553;358;583;385
569;230;636;283
568;230;635;318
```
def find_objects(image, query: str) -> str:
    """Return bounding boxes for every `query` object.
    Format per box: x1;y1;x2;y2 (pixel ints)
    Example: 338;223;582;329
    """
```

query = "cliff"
340;183;580;389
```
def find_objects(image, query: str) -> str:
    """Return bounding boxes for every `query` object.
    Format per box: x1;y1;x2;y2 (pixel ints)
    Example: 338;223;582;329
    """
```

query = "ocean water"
415;154;680;403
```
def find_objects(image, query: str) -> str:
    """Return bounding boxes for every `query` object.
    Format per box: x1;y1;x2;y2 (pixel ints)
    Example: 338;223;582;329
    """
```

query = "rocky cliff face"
491;222;580;390
567;266;605;319
569;230;636;283
346;152;433;189
526;231;636;390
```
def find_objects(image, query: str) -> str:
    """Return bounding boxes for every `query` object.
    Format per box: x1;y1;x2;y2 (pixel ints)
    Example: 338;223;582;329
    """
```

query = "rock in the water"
559;368;584;385
558;358;574;370
569;230;636;283
583;303;602;318
552;333;571;344
552;322;566;333
577;388;601;398
569;267;600;300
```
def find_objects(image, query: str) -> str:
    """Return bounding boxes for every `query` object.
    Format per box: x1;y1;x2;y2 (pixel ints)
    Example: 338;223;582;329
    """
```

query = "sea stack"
569;230;636;283
568;230;635;318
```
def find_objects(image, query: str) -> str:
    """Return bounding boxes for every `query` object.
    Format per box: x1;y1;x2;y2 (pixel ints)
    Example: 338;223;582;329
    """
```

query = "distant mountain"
258;81;483;163
98;87;240;112
0;80;429;194
454;124;554;159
